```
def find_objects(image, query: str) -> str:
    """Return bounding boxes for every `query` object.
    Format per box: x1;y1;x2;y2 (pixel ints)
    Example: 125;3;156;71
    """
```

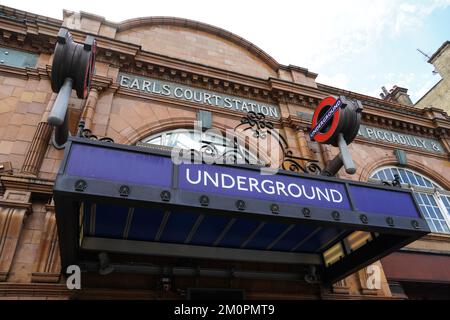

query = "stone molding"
0;190;31;281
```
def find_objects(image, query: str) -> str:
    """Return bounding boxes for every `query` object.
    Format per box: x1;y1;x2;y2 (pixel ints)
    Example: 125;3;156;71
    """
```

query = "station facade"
0;5;449;299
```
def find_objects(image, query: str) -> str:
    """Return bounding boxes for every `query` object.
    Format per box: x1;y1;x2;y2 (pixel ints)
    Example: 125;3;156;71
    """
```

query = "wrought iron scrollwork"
238;111;274;138
236;112;321;174
382;174;402;188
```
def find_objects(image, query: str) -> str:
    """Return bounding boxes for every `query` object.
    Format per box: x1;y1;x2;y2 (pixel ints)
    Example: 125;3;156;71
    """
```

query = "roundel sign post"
310;95;363;176
48;28;97;148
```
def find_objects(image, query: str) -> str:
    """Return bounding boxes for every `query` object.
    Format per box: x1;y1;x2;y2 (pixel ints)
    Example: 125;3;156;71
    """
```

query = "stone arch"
122;117;272;165
115;17;279;78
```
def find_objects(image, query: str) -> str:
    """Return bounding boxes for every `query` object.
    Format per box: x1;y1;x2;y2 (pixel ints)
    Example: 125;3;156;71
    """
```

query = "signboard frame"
53;138;429;283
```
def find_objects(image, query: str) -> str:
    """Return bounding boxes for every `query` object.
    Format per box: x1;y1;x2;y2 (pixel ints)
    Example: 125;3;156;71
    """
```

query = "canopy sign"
54;138;429;283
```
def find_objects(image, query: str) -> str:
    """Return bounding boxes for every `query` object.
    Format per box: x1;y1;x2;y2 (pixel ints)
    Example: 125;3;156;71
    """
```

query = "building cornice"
428;40;450;64
0;6;449;139
0;174;54;195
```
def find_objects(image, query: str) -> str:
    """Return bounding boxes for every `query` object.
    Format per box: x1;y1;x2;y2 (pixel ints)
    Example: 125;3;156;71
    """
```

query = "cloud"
316;73;350;89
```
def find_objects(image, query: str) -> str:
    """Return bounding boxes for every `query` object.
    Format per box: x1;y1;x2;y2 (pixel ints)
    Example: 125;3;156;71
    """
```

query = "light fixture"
98;252;114;275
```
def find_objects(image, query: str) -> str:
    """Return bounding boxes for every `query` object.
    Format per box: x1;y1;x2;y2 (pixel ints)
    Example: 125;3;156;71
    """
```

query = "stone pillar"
295;128;313;159
332;278;350;294
80;87;100;130
319;143;333;164
20;94;56;176
0;190;32;281
31;200;61;283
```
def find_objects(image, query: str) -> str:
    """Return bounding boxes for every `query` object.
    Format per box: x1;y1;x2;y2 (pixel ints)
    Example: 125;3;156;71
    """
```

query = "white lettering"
186;168;201;185
174;87;183;98
276;181;288;196
261;180;275;194
130;78;140;90
120;75;130;87
248;178;261;193
237;176;248;191
287;183;302;198
204;171;219;187
221;174;235;189
316;187;330;202
330;189;343;203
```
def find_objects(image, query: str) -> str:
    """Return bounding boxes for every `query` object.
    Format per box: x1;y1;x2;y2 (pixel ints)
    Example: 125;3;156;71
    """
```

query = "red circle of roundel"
311;96;341;143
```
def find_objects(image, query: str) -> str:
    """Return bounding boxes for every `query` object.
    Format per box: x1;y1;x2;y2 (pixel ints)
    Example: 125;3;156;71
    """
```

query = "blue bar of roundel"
349;185;421;218
65;144;172;187
178;164;351;210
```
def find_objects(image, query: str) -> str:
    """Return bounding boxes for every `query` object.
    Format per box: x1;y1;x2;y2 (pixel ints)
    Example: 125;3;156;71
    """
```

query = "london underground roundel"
309;95;363;147
310;96;342;144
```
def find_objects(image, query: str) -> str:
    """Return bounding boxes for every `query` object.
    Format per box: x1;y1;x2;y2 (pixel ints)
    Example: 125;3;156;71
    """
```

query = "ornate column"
295;127;313;159
319;144;333;164
80;87;100;131
0;190;32;281
31;200;61;283
20;94;56;176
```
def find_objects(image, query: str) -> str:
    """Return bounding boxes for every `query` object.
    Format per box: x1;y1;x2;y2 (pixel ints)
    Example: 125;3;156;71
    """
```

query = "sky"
5;0;450;103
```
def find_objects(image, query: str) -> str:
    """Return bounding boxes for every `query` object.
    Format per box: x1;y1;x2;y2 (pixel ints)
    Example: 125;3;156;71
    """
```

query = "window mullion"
436;192;450;231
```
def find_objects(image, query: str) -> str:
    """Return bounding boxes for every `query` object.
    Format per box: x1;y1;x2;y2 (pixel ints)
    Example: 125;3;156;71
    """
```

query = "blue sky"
6;0;450;103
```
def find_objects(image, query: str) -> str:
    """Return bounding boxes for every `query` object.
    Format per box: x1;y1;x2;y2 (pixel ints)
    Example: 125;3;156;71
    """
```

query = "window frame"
138;128;263;165
369;166;450;234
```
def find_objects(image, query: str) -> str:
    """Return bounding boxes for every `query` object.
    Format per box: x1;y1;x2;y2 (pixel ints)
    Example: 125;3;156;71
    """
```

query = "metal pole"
48;77;73;126
337;133;356;174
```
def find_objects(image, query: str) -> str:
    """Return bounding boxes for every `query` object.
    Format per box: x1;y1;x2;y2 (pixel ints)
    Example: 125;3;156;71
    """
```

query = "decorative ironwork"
235;111;322;174
77;121;115;143
238;111;274;138
382;174;402;188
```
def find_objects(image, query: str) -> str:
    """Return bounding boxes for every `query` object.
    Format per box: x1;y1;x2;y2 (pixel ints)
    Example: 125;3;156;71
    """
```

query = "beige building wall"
0;5;449;299
415;41;450;114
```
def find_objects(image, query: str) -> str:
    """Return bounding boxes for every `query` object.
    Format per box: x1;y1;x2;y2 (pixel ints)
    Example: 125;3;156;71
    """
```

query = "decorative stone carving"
80;87;100;130
0;190;31;281
20;122;53;176
31;200;61;283
332;278;350;294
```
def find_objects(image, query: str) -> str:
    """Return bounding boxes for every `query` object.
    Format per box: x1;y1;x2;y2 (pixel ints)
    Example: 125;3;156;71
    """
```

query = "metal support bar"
80;261;306;281
48;78;73;126
322;133;356;176
81;237;323;265
337;133;356;174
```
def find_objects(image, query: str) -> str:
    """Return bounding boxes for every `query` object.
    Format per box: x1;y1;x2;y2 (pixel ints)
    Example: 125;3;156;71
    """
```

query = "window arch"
370;166;450;233
137;128;263;165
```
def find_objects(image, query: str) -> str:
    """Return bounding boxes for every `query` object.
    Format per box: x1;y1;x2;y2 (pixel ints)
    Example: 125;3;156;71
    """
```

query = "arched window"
370;166;450;233
137;128;262;165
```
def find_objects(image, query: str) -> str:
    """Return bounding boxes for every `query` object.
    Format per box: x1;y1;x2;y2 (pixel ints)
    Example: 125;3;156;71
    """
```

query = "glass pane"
414;192;423;205
398;169;408;184
424;179;433;188
406;171;418;185
378;170;387;181
384;169;394;181
415;175;426;187
139;128;260;163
